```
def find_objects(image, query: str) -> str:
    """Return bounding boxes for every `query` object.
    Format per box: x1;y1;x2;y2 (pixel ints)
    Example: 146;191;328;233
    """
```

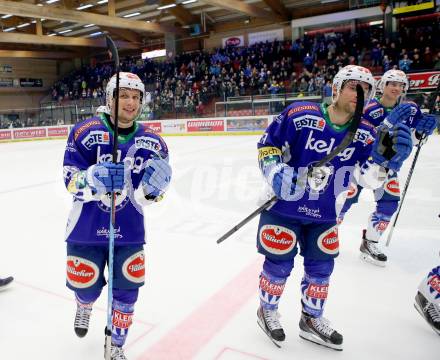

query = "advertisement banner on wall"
20;78;43;87
144;121;162;133
48;126;69;137
373;71;439;90
222;35;244;48
248;29;284;46
187;120;224;132
13;128;47;139
407;71;439;90
226;117;268;131
0;78;13;87
0;130;12;140
0;65;12;73
161;120;186;134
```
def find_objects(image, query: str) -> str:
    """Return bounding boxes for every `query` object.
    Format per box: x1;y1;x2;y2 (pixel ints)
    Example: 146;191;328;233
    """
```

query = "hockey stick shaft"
385;81;440;247
105;35;120;360
216;85;364;244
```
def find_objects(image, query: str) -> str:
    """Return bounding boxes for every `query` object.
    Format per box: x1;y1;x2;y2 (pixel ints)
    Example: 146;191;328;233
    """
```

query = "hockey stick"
105;35;120;360
216;84;365;244
385;81;440;247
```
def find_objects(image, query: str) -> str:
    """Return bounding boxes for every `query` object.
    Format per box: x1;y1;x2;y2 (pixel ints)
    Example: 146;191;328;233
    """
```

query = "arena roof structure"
0;0;350;58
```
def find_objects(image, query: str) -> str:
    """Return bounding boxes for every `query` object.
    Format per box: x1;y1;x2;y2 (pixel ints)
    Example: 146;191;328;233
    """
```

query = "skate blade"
414;302;440;336
257;318;282;348
359;252;386;267
0;282;12;291
299;330;343;351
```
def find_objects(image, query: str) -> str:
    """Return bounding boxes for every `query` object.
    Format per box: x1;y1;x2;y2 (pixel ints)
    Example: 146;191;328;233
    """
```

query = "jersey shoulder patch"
73;116;103;141
286;102;325;131
286;101;321;118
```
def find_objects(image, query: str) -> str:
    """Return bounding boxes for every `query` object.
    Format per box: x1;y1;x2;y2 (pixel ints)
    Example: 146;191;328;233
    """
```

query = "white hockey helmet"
105;72;146;113
377;69;409;94
95;105;110;115
332;65;376;105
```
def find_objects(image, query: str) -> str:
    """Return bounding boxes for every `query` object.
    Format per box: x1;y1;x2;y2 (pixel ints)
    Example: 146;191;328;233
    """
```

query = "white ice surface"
0;135;439;359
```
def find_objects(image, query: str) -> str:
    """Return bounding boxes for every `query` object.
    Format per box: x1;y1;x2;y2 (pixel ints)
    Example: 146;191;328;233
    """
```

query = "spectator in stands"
423;46;434;69
371;43;382;67
323;80;332;104
399;54;413;72
434;52;440;70
383;55;392;72
412;53;424;70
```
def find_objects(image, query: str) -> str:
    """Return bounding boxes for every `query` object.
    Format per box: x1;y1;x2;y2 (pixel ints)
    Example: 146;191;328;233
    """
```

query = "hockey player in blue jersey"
256;65;414;350
63;72;172;360
338;70;437;266
415;265;440;335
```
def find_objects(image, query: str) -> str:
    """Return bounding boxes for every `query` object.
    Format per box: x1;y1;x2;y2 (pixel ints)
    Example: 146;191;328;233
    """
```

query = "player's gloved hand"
416;114;437;136
372;123;413;171
264;163;299;201
141;157;172;198
86;162;125;195
383;103;413;127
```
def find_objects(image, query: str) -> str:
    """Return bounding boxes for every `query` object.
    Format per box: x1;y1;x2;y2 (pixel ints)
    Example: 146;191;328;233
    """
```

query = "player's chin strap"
216;85;365;244
385;80;440;247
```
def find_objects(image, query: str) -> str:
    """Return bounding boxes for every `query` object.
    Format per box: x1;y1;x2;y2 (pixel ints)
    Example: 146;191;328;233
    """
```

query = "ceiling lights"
123;12;141;18
77;4;94;10
157;4;176;10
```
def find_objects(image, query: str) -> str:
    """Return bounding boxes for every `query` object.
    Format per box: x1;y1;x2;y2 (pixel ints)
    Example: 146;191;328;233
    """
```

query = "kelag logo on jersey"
305;131;355;161
81;131;110;150
354;128;375;145
293;115;325;131
134;136;162;152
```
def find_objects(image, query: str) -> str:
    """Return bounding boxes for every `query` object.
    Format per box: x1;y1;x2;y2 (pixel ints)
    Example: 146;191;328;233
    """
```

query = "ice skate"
0;276;13;291
104;343;128;360
359;230;387;267
299;312;343;351
74;300;93;338
257;306;285;347
414;291;440;336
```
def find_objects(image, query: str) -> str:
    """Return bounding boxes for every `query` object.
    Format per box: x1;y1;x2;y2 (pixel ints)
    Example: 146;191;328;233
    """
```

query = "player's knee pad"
66;254;104;292
418;266;440;306
303;258;334;278
66;243;106;292
259;258;293;310
113;288;139;304
263;257;294;278
376;200;399;218
301;258;334;317
257;211;299;260
111;299;135;347
75;289;101;304
366;211;391;242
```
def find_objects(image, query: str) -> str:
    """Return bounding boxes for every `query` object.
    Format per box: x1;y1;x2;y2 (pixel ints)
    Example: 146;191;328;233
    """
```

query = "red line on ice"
137;258;262;360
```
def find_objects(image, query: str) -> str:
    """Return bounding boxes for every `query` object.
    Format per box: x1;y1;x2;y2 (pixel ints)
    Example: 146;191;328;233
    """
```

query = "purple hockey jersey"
258;102;381;222
363;97;423;128
63;114;169;246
